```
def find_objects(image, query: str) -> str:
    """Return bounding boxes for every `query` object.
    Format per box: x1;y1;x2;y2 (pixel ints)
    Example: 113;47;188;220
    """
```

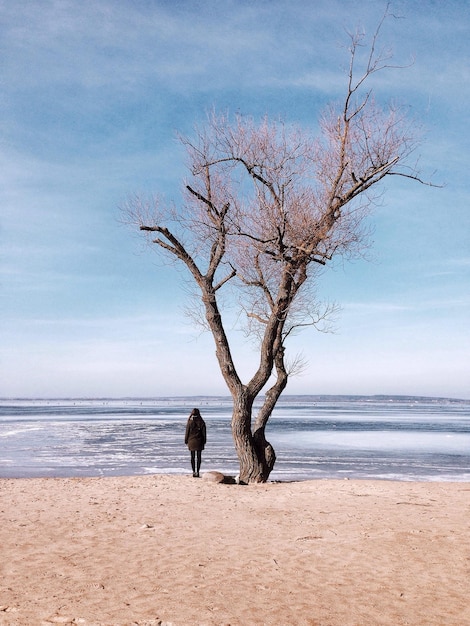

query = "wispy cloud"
1;0;469;397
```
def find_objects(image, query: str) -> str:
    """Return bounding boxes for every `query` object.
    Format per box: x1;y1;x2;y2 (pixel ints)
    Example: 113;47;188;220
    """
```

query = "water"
1;396;469;481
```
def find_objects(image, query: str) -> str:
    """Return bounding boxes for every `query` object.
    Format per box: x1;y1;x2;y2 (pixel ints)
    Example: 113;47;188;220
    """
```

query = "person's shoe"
192;472;197;477
195;472;199;477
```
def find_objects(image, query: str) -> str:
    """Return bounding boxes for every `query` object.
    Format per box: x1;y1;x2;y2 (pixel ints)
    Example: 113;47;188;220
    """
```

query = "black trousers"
190;450;202;474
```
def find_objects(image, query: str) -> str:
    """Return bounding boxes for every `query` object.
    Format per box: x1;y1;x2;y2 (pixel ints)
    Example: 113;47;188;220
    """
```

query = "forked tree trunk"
231;390;277;484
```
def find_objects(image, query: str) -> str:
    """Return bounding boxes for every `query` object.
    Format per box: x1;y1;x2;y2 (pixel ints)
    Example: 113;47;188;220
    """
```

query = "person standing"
184;408;206;477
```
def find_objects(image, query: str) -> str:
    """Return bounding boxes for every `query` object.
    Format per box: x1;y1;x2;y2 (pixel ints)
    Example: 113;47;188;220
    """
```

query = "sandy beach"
1;475;469;626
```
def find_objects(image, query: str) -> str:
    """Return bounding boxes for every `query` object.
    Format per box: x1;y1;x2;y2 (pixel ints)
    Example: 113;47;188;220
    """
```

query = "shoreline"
2;470;470;482
1;475;469;625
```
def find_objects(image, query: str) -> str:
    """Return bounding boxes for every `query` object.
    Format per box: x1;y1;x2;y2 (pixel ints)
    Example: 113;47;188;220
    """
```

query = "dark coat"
185;415;206;451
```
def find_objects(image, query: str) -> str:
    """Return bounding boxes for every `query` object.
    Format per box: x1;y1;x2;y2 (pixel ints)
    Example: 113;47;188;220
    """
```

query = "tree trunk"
230;390;260;483
250;345;288;481
231;388;277;483
253;426;276;482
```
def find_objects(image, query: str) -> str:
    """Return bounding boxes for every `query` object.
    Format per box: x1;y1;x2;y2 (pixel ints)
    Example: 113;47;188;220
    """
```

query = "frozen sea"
1;396;470;481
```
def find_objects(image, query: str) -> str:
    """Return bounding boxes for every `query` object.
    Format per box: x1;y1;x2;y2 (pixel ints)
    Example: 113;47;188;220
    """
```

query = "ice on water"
1;397;469;481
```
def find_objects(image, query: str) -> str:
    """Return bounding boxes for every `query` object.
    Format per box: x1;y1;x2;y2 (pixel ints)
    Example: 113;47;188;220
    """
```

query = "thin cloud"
1;0;468;398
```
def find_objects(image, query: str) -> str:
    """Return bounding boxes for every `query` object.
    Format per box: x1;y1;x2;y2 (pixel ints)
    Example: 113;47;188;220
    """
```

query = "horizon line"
1;394;468;403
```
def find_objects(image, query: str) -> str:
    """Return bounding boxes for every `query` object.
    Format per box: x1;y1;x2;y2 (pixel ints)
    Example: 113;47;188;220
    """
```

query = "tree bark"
252;345;288;481
232;400;277;483
231;390;264;483
231;350;287;484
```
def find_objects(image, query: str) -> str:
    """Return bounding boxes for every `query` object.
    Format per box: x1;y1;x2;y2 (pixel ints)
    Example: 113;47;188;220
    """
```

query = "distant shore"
1;475;469;625
1;394;469;402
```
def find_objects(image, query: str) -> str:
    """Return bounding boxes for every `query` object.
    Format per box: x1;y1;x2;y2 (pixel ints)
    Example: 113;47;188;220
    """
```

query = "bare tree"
124;17;431;483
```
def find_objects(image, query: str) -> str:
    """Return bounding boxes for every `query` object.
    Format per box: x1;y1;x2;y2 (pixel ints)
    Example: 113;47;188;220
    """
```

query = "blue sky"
1;0;469;399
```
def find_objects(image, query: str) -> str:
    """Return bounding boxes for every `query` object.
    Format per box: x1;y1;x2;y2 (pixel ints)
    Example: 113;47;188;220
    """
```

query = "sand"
0;475;469;626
